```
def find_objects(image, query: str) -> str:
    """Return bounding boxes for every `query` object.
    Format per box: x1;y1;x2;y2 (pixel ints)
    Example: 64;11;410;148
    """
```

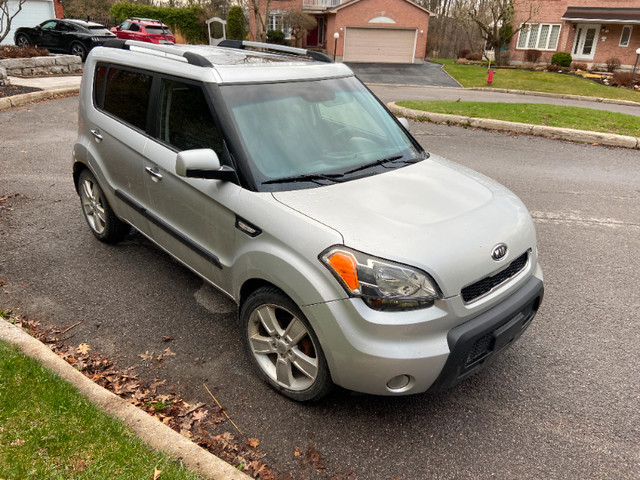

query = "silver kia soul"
73;40;544;401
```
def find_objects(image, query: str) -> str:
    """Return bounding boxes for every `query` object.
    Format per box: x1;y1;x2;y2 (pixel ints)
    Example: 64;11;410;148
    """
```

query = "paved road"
370;84;640;117
1;97;639;480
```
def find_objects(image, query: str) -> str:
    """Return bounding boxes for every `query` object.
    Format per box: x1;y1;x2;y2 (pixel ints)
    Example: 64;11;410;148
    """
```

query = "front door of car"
38;20;61;50
142;77;240;292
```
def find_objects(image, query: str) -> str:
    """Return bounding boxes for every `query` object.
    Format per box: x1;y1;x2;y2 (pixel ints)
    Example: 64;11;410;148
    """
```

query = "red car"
110;17;175;44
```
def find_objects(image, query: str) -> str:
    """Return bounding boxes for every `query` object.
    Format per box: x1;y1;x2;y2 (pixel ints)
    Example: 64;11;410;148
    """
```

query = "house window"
268;12;291;39
517;23;561;50
619;25;632;47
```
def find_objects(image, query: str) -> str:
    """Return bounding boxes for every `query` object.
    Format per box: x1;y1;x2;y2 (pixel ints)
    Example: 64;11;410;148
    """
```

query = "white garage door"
344;27;416;63
1;0;55;45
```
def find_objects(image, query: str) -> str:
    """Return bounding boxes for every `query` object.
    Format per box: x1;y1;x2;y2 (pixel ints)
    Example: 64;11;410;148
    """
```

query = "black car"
14;19;115;60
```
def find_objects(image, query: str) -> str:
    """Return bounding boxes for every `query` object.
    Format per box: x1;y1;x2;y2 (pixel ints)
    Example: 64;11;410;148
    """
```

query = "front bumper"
302;270;543;396
428;276;543;393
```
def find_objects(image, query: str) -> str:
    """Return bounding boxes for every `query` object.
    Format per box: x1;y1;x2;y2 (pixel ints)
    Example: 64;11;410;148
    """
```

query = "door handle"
145;166;163;180
90;129;102;141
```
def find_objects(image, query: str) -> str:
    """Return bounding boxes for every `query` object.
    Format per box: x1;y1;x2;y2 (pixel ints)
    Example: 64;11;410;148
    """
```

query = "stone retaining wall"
0;55;82;77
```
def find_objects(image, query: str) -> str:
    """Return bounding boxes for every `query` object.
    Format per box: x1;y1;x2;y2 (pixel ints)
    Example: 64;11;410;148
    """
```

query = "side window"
157;78;222;154
41;21;57;30
100;67;152;131
129;23;141;32
120;21;131;30
93;65;108;108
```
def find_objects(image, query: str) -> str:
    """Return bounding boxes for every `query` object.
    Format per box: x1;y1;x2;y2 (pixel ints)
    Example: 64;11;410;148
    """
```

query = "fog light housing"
386;374;414;392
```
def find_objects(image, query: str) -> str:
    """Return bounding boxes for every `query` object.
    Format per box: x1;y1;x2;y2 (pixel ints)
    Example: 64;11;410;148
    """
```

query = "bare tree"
63;0;116;21
284;10;315;48
0;0;27;43
456;0;534;64
246;0;271;42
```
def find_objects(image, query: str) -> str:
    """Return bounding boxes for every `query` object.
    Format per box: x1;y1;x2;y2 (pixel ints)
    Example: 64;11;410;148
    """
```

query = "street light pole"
333;32;339;62
632;47;640;79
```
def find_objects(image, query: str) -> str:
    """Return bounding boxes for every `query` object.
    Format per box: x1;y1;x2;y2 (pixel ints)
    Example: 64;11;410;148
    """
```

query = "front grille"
461;252;528;303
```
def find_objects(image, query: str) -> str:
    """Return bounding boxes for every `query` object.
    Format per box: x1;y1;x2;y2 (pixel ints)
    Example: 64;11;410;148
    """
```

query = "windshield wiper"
262;172;344;185
343;155;403;175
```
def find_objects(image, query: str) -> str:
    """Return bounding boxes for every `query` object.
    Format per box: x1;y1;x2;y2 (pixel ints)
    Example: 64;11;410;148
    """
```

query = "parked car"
14;19;114;60
73;39;544;402
110;18;175;44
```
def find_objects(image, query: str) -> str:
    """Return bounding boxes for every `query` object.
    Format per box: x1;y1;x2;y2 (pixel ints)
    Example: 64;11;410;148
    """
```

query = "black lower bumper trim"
428;276;544;393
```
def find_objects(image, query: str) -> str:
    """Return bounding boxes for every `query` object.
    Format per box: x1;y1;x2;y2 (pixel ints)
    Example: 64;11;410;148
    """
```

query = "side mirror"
115;26;121;31
176;149;235;181
398;117;410;131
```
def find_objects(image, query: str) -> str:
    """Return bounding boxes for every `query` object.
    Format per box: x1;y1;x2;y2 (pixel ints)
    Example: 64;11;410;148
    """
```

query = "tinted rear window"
145;26;172;35
88;26;112;36
98;67;152;131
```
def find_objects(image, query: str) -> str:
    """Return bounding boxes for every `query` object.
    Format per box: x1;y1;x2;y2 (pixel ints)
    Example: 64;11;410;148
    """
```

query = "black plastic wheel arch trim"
115;189;222;269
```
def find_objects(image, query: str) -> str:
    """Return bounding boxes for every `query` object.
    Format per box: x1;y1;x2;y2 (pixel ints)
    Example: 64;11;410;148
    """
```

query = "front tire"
78;169;130;244
240;287;333;402
15;34;31;47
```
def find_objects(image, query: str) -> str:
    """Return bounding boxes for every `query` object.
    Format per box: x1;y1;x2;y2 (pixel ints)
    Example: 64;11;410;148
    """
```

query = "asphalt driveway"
346;61;461;87
2;96;640;480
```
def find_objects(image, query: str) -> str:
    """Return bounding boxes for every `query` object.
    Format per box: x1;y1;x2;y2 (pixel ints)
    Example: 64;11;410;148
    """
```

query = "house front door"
572;24;600;60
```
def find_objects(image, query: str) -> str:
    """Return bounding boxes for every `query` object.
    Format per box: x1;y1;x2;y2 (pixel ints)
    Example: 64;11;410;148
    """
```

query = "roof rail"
218;39;333;63
130;17;164;24
102;39;212;67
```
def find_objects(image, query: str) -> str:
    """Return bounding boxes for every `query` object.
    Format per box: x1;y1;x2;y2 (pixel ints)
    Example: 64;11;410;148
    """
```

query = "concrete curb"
0;318;252;480
0;86;79;110
388;102;640;150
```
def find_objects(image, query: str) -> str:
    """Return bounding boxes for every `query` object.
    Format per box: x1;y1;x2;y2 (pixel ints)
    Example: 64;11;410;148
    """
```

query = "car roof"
92;40;354;84
128;17;169;27
63;19;106;28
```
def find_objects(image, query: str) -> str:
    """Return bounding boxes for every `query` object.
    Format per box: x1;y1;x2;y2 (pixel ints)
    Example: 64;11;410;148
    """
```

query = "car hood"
271;155;537;297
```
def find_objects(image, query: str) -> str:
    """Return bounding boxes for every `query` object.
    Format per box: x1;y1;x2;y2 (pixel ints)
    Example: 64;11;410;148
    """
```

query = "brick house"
510;1;640;70
249;0;432;63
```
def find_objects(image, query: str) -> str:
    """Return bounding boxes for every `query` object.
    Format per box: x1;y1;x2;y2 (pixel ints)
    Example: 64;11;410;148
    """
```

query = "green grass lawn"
0;339;205;480
430;59;640;103
396;100;640;137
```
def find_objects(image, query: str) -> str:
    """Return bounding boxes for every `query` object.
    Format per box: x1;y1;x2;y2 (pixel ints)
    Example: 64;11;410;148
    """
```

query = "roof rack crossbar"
220;40;333;63
102;40;212;67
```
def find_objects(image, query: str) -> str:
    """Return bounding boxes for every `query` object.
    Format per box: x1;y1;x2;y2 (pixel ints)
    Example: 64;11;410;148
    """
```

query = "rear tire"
78;169;130;244
240;287;333;402
70;42;87;61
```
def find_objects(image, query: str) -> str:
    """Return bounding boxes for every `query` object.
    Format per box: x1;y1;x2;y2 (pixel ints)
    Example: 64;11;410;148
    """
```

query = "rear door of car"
87;63;153;236
141;76;241;291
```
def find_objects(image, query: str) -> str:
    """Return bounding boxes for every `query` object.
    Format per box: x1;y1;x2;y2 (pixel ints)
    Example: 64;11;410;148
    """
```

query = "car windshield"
146;26;172;35
220;76;423;190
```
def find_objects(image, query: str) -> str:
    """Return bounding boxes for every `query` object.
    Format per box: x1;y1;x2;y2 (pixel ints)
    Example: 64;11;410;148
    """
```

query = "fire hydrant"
487;69;495;85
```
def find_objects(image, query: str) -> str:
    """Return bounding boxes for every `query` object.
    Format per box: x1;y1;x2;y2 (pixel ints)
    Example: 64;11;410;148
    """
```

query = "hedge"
110;2;205;44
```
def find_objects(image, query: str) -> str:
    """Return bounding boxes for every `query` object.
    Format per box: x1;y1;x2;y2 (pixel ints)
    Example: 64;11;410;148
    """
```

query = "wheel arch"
73;161;89;195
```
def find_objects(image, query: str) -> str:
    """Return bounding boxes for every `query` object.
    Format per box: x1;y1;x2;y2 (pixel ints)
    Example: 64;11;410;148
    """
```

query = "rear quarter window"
94;65;152;131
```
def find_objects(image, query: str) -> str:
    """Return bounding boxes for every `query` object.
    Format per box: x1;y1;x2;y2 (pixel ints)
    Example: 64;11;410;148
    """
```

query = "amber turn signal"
326;250;360;292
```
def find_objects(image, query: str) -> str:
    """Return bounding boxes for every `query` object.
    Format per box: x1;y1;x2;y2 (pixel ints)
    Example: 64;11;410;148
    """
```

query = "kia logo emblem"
491;244;508;261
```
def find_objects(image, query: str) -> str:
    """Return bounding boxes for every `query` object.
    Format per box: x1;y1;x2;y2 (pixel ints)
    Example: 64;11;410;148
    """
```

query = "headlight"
320;246;441;311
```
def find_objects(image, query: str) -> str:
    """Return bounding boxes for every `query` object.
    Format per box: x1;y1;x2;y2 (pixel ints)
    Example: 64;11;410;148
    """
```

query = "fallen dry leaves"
8;312;359;480
10;314;278;479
